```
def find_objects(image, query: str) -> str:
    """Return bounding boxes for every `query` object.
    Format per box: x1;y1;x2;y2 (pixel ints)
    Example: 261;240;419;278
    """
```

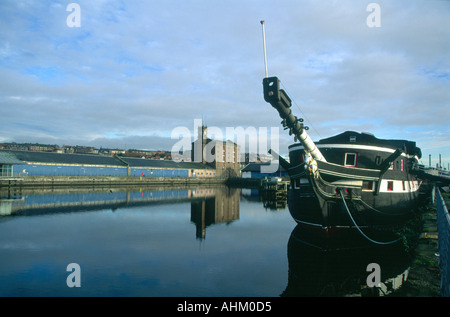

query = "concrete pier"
390;188;449;296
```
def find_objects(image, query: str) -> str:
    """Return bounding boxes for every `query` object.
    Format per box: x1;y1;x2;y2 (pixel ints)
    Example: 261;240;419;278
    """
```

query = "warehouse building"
0;151;24;178
0;149;216;178
120;156;216;178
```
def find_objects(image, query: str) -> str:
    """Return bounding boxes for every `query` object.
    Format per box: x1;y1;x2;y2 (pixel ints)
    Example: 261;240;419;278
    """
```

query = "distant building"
124;150;172;161
241;162;287;179
191;126;241;178
0;149;215;178
240;153;273;165
0;151;24;178
0;142;60;153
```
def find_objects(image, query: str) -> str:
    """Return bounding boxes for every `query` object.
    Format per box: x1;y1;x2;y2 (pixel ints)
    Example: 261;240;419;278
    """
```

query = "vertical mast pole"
260;20;269;78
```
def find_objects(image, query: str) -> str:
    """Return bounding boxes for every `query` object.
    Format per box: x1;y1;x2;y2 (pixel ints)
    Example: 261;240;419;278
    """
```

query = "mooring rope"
339;190;402;245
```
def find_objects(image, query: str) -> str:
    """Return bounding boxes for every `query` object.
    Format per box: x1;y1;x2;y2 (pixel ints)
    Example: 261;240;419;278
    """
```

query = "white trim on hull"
289;143;420;160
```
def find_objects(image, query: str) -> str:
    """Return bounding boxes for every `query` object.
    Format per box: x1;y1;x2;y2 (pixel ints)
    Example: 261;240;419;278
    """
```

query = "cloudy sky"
0;0;449;167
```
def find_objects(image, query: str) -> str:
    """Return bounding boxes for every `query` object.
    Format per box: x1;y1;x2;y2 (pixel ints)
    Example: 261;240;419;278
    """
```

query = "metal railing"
436;187;450;297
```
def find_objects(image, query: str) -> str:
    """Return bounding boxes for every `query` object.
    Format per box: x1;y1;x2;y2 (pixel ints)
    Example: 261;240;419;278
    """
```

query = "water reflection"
241;187;288;211
0;186;413;297
0;186;290;297
282;224;410;297
0;198;23;216
190;187;240;239
0;186;242;240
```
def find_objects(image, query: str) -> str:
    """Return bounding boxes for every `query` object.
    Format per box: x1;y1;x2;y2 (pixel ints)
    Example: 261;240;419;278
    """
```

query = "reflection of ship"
191;187;241;239
282;225;410;297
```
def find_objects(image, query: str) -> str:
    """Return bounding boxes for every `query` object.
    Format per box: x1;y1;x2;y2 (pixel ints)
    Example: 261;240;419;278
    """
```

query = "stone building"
191;125;240;178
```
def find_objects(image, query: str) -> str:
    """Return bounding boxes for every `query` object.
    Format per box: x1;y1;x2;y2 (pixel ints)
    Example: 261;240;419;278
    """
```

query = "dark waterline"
0;186;410;297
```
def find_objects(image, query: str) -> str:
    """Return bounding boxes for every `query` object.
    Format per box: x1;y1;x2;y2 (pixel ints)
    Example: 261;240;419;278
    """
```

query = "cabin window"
401;159;405;171
362;181;374;191
344;153;357;167
375;156;381;166
298;154;305;163
291;178;307;189
387;181;394;191
290;179;295;189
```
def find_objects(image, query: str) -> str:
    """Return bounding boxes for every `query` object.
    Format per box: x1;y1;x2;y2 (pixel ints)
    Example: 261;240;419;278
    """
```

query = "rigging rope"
279;81;322;139
339;190;402;245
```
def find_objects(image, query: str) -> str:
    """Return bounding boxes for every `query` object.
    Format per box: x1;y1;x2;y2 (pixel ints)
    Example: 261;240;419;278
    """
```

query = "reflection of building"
190;187;241;239
191;126;241;178
0;199;19;216
0;187;229;216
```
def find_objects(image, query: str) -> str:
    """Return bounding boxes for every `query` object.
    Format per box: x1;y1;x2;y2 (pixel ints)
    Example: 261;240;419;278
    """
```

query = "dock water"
2;174;448;297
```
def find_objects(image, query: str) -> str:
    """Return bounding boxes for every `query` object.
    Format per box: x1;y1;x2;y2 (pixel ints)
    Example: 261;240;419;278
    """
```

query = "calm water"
0;186;410;297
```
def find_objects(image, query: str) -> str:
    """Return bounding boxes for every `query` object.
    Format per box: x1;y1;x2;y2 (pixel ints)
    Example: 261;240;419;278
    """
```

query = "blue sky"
0;0;449;168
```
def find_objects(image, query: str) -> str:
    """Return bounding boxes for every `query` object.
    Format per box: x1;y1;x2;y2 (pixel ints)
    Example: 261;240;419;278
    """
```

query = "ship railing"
436;186;450;297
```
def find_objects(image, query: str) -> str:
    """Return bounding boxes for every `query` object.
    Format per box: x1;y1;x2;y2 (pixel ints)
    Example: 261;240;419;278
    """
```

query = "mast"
260;20;269;78
260;21;326;162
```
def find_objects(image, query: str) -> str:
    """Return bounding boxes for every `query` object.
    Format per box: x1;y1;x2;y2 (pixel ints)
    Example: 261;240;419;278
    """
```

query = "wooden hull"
286;132;422;236
288;177;418;229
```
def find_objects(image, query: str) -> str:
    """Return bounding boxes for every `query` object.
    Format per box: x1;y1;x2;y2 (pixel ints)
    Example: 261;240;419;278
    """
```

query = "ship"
263;76;424;242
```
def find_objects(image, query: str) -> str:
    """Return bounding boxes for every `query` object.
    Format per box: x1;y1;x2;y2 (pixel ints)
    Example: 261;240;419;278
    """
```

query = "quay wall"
227;177;263;189
0;176;226;190
436;187;450;297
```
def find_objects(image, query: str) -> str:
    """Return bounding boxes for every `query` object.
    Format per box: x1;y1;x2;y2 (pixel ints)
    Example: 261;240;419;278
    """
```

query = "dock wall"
0;176;226;191
227;177;264;189
436;187;450;297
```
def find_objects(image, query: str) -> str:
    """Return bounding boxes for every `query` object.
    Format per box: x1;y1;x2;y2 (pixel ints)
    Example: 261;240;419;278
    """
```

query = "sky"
0;0;449;168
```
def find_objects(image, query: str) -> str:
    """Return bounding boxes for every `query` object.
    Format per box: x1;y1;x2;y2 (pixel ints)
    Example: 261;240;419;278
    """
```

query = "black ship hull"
262;76;424;241
286;131;422;237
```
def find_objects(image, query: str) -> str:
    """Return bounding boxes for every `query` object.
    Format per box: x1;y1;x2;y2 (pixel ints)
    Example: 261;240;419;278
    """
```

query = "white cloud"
0;0;449;162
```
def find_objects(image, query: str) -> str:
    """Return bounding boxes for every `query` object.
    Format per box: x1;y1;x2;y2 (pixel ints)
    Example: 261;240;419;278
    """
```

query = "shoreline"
0;176;227;191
